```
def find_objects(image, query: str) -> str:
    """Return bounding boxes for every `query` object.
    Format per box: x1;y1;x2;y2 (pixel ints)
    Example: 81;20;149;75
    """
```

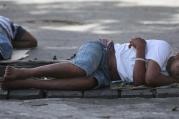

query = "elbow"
27;38;38;48
145;76;158;87
23;32;38;48
24;40;38;48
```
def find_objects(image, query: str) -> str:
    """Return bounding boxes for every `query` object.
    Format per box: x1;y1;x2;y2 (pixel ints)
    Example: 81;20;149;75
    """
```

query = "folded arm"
129;37;146;86
130;38;179;87
145;60;179;87
12;27;37;49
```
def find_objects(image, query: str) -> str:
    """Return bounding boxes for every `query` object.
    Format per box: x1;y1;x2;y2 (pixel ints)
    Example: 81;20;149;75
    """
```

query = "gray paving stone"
8;90;43;99
156;88;179;98
1;88;179;99
46;90;82;98
121;89;155;98
84;89;119;98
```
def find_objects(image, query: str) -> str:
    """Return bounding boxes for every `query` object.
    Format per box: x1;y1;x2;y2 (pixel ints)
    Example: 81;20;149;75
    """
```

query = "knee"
83;77;98;90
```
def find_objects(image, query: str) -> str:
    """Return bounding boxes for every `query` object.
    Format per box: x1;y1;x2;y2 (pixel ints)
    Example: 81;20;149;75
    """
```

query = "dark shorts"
71;41;111;88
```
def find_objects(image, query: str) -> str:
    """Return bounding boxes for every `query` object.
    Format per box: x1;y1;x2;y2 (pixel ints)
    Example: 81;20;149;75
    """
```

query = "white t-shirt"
114;40;174;83
0;16;19;40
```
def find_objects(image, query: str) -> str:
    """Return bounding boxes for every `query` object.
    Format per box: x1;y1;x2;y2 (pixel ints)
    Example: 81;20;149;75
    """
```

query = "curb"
0;87;179;99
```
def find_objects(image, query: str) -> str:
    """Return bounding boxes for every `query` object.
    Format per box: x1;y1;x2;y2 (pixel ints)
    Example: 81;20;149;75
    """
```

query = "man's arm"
12;27;37;49
145;60;179;87
129;38;146;86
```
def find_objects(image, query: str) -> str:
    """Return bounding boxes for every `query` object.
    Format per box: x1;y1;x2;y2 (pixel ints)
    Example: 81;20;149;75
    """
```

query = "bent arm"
133;46;146;86
12;27;37;49
129;38;146;86
145;60;179;87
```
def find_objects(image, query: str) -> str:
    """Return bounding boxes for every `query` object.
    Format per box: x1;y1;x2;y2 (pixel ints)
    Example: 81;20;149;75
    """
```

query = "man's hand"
99;39;113;47
129;37;146;50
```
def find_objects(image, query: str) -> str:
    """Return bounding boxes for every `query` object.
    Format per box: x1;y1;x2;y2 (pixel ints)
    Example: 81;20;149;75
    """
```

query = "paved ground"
1;98;179;119
0;0;179;118
1;0;179;60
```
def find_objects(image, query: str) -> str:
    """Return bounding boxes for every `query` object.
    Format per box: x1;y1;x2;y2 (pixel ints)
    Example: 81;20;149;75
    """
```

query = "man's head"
167;53;179;78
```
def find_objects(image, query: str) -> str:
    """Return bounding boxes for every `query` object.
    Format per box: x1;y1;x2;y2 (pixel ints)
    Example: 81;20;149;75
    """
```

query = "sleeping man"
0;16;37;60
1;37;179;90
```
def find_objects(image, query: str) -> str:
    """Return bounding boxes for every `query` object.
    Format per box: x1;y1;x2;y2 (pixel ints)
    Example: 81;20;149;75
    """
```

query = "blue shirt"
0;16;19;40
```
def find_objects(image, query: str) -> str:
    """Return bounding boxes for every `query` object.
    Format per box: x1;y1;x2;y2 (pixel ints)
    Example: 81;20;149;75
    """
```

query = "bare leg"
2;77;97;90
4;63;86;80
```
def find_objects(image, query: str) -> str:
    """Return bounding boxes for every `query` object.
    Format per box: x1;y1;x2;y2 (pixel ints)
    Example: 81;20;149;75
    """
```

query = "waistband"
99;39;121;81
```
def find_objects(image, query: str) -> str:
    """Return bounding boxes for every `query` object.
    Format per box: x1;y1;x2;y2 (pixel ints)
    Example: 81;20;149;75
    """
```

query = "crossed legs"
2;63;97;90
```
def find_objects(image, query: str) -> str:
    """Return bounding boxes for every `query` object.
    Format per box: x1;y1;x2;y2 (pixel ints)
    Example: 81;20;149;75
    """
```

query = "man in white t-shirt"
2;38;179;90
114;38;175;87
0;16;37;60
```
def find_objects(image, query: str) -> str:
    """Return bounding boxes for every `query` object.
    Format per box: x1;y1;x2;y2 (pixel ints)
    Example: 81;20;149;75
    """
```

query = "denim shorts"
71;41;111;88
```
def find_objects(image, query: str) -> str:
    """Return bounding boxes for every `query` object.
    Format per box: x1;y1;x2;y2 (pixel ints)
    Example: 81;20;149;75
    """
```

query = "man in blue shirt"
0;16;37;60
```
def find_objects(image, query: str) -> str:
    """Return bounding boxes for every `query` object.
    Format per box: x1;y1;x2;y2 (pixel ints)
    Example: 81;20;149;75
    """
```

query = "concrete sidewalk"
0;97;178;119
1;84;179;100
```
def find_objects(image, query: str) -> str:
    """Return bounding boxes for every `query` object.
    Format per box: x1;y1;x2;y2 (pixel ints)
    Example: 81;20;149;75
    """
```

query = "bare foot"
3;66;28;81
